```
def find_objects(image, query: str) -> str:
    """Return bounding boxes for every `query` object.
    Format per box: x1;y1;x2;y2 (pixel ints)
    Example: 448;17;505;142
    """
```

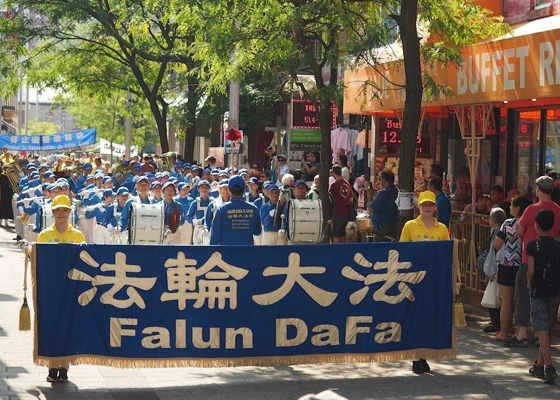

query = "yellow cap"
52;195;72;210
418;191;436;205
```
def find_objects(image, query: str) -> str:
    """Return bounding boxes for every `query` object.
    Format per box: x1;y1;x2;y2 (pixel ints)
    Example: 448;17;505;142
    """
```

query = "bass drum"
288;199;323;243
42;204;76;229
130;203;164;244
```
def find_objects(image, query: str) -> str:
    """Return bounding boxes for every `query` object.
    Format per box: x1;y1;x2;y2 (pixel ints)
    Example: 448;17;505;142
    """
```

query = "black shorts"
497;264;519;287
332;215;349;237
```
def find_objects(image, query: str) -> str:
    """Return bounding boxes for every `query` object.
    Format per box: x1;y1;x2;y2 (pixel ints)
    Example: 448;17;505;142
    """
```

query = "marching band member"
150;181;163;202
186;179;212;245
72;163;92;194
205;179;230;232
84;189;114;244
175;182;194;245
42;171;56;184
36;194;85;383
78;175;101;243
104;186;130;244
210;176;262;245
281;179;313;245
162;181;183;244
260;184;284;245
245;177;264;244
57;180;81;228
187;166;201;198
118;176;156;234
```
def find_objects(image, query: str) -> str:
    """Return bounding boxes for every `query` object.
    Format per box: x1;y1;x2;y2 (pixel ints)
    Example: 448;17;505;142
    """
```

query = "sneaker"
420;358;431;373
412;360;425;374
46;368;58;382
483;325;499;333
529;362;545;379
57;368;68;382
542;366;558;384
503;337;528;348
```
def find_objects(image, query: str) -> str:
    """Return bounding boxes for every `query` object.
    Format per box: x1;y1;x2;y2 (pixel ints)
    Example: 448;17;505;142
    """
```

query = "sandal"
503;337;528;348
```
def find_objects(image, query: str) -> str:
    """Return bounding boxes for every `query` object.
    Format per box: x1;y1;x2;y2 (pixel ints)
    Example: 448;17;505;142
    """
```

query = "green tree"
192;0;508;231
0;0;204;158
26;119;61;135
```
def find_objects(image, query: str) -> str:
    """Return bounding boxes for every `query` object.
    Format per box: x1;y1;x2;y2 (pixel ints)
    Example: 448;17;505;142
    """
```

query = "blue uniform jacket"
260;201;283;232
210;198;262;245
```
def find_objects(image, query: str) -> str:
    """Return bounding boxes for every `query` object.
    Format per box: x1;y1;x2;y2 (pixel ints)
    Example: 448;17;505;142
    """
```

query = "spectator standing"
511;176;560;347
368;170;398;242
329;165;353;244
428;176;451;228
493;196;532;342
526;209;560;383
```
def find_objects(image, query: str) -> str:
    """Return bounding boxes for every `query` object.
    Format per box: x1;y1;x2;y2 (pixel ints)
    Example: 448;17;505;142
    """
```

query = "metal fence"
450;211;492;294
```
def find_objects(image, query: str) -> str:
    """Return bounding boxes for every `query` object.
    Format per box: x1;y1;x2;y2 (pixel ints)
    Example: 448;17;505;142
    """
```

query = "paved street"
1;222;560;399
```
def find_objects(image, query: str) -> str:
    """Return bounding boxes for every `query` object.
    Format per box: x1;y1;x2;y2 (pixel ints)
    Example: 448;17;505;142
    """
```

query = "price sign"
377;118;431;156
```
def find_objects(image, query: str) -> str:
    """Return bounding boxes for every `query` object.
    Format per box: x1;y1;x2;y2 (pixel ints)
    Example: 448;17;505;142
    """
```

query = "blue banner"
0;128;96;151
32;241;455;367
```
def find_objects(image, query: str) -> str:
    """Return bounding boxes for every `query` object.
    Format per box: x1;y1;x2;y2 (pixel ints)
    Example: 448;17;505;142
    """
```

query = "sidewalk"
1;222;560;399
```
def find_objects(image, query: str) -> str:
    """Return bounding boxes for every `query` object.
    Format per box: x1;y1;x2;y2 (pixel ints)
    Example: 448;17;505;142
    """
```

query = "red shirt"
141;162;155;173
329;178;352;217
518;201;560;263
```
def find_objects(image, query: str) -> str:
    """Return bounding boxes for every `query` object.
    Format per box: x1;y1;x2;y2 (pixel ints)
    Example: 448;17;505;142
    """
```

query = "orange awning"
344;16;560;114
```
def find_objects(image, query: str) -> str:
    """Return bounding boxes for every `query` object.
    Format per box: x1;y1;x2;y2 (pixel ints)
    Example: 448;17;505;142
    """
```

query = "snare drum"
129;203;164;244
287;199;323;243
42;203;76;229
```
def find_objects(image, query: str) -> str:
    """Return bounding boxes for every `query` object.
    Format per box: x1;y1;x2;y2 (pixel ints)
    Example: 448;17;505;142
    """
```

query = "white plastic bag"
481;279;501;308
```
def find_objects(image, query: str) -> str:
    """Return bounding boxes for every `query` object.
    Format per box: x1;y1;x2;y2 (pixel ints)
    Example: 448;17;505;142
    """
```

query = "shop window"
513;118;539;197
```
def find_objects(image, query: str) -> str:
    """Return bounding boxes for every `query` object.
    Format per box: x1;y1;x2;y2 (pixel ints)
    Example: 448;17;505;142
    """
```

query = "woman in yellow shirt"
400;190;450;374
37;195;85;382
400;191;450;242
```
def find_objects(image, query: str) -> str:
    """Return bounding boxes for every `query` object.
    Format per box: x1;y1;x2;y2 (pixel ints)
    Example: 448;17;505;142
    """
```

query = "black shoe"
13;235;21;241
57;368;68;382
529;362;545;379
483;325;499;333
543;366;558;384
420;358;431;373
46;368;58;382
412;360;424;374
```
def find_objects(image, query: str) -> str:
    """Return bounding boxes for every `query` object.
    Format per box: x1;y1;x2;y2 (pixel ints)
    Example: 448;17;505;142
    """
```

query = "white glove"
96;203;105;211
193;219;202;226
27;224;36;231
269;209;275;217
17;239;29;253
107;224;115;232
22;198;32;206
278;229;286;237
202;229;209;237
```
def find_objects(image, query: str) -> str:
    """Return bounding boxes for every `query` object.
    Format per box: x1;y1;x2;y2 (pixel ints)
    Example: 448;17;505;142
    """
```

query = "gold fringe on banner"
31;243;458;369
33;347;457;369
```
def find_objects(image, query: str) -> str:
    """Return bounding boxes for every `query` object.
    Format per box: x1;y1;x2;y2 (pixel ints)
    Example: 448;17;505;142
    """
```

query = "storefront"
344;16;560;203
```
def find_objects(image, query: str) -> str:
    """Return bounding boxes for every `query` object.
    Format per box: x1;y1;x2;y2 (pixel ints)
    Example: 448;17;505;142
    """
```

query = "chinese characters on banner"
33;241;455;367
0;128;96;151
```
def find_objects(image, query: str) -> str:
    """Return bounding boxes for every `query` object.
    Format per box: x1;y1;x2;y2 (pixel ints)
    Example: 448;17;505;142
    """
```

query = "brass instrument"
2;162;22;194
161;152;177;172
70;164;82;186
112;164;128;186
